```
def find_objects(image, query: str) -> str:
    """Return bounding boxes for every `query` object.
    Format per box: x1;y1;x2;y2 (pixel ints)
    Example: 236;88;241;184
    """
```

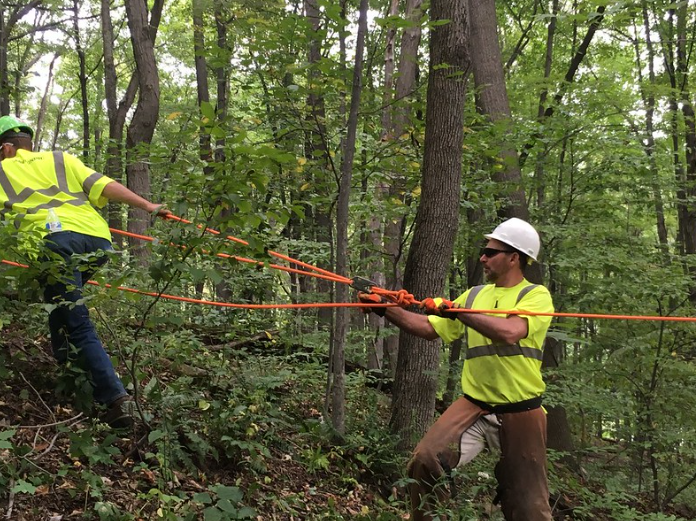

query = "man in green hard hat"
0;114;169;428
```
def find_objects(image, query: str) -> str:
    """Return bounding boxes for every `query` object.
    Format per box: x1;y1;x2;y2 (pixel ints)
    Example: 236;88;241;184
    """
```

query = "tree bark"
124;0;161;252
469;0;528;218
102;0;162;247
213;0;232;301
382;0;423;375
73;0;90;159
332;0;369;436
390;0;469;449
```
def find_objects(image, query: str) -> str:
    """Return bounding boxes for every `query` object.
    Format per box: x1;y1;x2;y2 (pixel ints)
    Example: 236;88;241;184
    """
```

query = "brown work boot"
102;396;135;429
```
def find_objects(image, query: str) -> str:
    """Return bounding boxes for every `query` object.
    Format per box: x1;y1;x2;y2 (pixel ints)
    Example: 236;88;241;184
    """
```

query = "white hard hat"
484;217;540;261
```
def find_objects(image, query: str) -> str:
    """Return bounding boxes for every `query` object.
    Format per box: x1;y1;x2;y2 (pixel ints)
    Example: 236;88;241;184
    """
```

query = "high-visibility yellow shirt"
0;149;114;241
428;279;554;406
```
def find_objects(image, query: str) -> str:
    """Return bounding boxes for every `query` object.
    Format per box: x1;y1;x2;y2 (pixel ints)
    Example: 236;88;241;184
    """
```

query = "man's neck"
494;272;525;288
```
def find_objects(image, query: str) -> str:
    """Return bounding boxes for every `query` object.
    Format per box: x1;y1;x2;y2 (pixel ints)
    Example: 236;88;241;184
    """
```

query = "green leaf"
213;484;243;503
200;101;216;120
148;430;166;444
203;506;223;521
0;429;16;440
11;480;37;495
237;506;256;518
193;492;213;504
216;499;237;513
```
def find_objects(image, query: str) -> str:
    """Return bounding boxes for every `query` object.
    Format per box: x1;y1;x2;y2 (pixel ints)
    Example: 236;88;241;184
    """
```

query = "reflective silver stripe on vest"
7;199;86;229
464;285;485;309
82;171;105;195
467;343;544;361
516;284;539;304
463;283;542;361
0;151;88;212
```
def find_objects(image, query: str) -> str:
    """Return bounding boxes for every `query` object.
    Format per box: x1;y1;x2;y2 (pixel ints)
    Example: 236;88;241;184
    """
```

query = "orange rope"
161;215;353;284
3;257;696;319
3;216;696;320
0;258;389;309
108;227;350;285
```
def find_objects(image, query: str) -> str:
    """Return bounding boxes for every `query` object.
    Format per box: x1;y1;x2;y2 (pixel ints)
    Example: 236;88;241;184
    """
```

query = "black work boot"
102;396;135;429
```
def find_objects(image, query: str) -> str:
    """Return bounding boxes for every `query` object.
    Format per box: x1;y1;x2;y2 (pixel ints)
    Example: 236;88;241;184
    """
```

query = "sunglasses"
481;247;515;258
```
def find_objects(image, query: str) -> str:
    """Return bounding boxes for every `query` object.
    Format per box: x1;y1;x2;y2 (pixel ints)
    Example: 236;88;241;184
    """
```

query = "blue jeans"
42;231;127;406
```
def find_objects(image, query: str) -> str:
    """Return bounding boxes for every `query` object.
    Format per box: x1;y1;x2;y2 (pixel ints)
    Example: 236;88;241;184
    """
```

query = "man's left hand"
421;297;460;320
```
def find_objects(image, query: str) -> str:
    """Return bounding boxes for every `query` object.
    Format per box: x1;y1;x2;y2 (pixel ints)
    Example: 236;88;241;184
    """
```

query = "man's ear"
510;251;520;267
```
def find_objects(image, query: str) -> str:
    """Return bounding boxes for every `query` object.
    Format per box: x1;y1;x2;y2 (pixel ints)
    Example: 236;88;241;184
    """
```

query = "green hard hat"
0;115;34;139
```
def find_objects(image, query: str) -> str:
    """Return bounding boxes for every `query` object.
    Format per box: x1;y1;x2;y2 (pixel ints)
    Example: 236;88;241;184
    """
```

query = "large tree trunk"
390;0;469;450
332;0;369;436
102;0;162;247
469;0;527;219
468;0;544;282
124;0;161;252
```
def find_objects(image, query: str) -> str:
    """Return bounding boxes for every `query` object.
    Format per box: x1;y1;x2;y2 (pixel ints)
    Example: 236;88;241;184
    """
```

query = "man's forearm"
102;181;160;213
384;306;440;341
458;313;528;344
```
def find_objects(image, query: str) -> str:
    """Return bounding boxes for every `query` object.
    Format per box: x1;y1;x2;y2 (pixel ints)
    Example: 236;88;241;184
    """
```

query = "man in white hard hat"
359;217;554;521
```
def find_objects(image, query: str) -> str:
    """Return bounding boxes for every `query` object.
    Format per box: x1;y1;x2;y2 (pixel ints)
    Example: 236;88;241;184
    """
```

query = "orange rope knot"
371;287;418;308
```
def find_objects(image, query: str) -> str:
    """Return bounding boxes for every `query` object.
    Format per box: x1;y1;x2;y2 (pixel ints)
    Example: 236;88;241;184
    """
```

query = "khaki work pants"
407;397;552;521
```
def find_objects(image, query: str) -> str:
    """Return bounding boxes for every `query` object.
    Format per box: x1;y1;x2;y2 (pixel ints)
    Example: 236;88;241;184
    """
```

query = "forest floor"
0;324;407;521
1;322;696;521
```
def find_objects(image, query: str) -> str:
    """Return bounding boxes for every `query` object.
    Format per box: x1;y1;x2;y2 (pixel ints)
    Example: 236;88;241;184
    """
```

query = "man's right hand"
145;203;172;217
358;292;386;317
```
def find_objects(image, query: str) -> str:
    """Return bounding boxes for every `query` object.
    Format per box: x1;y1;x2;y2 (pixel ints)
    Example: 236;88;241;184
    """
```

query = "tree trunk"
382;0;424;375
73;0;90;159
213;0;232;301
469;0;527;219
193;0;212;164
675;3;696;273
103;0;162;247
519;5;606;167
332;0;369;436
124;0;161;252
34;53;58;149
535;0;558;209
636;3;668;253
304;0;333;330
390;0;469;450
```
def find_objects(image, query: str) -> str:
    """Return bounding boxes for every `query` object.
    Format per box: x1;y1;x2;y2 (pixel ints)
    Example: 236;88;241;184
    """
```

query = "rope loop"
372;287;419;307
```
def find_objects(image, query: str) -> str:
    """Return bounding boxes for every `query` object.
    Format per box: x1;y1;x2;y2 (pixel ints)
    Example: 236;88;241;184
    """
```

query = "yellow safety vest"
428;280;554;406
0;149;114;241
